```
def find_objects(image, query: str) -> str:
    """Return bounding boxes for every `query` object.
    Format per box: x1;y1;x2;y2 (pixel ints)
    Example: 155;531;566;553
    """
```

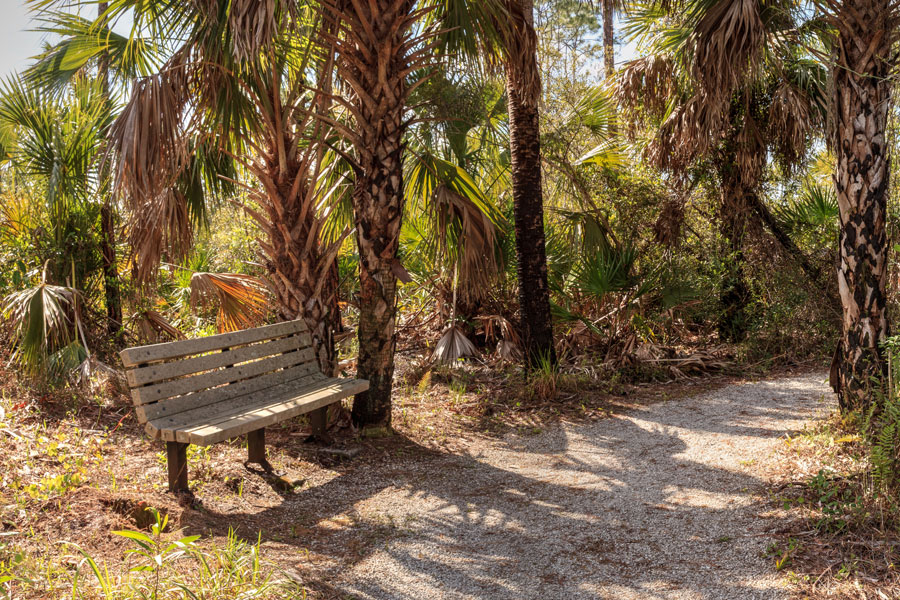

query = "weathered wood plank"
152;369;330;437
126;334;312;387
131;346;315;405
120;320;308;367
137;361;322;423
177;379;369;445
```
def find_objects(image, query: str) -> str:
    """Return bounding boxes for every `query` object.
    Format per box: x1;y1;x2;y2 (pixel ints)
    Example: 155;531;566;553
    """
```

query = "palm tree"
320;0;571;428
0;75;111;380
821;0;897;410
94;0;348;373
620;0;827;342
503;0;557;367
314;0;421;427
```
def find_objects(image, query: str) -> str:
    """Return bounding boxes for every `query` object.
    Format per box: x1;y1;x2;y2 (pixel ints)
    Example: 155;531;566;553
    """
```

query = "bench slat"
126;333;311;387
120;320;308;367
137;359;321;423
131;345;316;406
160;378;369;445
150;369;330;435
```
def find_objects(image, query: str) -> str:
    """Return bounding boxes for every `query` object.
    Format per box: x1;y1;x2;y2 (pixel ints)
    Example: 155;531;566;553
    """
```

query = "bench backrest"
120;320;323;424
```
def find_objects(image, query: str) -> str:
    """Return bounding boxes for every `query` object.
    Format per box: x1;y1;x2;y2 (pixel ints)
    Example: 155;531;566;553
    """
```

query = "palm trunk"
257;157;341;376
830;0;894;411
507;0;556;368
327;0;416;428
100;203;122;334
717;166;750;343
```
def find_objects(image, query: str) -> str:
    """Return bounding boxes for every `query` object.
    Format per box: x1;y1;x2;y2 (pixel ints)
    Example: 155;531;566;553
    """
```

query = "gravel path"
304;373;834;599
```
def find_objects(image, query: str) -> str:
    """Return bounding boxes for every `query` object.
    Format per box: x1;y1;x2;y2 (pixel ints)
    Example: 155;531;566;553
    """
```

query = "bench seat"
120;319;368;493
149;376;368;445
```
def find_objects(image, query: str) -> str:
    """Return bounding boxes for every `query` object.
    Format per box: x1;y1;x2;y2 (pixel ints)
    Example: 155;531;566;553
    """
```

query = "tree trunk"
327;0;416;428
98;0;122;335
602;0;615;78
506;0;556;368
830;0;894;411
255;151;341;376
100;203;122;334
716;160;751;343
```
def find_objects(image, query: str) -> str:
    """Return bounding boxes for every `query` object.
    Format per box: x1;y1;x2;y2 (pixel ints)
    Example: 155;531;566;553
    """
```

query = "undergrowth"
0;507;304;599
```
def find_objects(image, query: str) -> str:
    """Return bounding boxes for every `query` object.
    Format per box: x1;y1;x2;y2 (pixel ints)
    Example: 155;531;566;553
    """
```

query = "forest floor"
1;364;843;599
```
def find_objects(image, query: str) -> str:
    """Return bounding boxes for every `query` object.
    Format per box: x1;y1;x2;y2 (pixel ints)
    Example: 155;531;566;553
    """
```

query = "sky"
0;1;637;81
0;1;43;80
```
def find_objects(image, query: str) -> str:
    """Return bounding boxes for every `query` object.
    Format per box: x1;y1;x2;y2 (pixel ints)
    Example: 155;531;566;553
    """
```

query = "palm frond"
2;282;79;378
189;272;272;333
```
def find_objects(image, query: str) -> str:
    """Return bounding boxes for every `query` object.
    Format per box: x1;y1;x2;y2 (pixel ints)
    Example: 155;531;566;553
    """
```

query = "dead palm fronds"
129;309;186;344
189;272;272;333
432;324;479;364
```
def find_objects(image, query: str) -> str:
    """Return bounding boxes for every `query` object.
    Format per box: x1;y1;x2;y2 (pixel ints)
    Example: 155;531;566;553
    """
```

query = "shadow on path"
183;373;832;600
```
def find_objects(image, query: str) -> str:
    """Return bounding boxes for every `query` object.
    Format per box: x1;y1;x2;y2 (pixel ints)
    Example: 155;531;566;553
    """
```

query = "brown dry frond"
127;189;194;285
225;0;277;62
108;48;194;204
189;272;272;333
646;92;727;172
734;110;765;184
691;0;764;101
654;197;686;247
129;309;186;343
481;314;522;361
768;79;815;168
432;185;501;304
618;54;678;120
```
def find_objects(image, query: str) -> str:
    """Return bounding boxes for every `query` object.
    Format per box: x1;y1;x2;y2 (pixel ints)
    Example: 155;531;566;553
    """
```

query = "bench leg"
166;442;189;493
309;406;331;443
247;428;266;464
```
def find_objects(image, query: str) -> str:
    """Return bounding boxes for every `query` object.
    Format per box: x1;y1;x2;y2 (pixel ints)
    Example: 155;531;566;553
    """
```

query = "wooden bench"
120;320;368;493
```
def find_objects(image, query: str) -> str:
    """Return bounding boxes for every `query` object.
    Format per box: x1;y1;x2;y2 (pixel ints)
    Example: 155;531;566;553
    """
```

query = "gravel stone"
331;373;834;599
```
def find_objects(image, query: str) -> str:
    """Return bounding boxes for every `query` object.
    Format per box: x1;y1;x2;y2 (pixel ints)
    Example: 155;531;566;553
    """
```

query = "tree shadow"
177;376;829;599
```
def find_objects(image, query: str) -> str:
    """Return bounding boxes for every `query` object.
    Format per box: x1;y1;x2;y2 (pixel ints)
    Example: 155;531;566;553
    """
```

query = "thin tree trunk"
715;149;753;344
602;0;615;78
830;0;894;410
507;0;556;368
97;0;122;335
747;193;842;317
325;0;416;428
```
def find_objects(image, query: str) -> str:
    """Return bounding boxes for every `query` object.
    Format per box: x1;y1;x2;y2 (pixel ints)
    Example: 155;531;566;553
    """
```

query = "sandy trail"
262;374;833;599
